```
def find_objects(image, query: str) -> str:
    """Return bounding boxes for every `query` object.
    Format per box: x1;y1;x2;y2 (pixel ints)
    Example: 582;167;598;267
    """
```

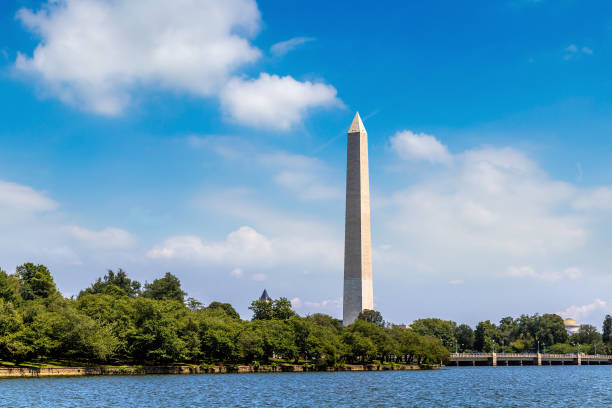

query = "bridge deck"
450;353;612;366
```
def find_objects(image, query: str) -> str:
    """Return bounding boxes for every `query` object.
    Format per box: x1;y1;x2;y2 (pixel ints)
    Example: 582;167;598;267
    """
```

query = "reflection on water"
1;366;612;407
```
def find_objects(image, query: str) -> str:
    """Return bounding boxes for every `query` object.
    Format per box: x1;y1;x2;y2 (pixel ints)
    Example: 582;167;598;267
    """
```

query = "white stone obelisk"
343;112;373;326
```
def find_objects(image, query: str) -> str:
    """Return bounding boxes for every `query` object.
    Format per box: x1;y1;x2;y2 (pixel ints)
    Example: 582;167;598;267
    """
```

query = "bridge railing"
451;352;612;359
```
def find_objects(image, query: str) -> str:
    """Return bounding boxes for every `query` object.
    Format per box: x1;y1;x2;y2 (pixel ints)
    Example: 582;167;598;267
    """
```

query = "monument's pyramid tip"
348;112;366;133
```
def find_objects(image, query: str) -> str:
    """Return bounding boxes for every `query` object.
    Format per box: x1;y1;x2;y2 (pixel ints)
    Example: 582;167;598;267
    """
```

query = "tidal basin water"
2;366;612;407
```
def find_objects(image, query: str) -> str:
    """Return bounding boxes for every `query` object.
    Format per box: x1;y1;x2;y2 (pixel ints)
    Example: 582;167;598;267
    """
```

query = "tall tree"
0;269;19;303
571;324;601;345
249;297;295;321
474;320;502;352
15;263;57;300
207;301;240;319
455;324;475;351
142;272;186;302
411;318;457;351
80;269;141;298
603;315;612;344
357;310;385;327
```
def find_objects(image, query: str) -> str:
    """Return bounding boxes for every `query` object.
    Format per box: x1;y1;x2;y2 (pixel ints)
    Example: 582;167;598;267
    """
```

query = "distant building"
564;318;580;335
259;289;271;302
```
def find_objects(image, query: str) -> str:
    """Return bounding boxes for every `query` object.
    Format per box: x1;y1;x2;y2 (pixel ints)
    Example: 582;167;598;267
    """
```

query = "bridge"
450;353;612;366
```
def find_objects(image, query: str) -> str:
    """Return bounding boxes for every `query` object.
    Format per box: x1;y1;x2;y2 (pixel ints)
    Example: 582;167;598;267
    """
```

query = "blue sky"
2;0;612;327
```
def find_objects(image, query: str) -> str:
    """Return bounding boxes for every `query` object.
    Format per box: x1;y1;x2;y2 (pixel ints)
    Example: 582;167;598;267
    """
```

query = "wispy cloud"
270;37;315;56
504;266;582;282
564;44;594;60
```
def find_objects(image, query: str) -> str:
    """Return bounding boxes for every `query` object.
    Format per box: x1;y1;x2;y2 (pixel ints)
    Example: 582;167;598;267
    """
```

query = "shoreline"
0;363;434;379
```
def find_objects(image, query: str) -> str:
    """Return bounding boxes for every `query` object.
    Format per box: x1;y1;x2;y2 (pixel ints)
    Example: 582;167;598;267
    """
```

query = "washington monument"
343;112;373;326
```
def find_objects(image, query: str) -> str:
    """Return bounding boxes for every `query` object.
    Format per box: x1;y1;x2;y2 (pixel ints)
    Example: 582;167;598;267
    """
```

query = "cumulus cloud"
15;0;261;115
14;1;341;128
375;129;610;298
560;299;608;321
270;37;315;56
148;225;341;270
390;130;452;164
220;73;341;130
148;226;273;263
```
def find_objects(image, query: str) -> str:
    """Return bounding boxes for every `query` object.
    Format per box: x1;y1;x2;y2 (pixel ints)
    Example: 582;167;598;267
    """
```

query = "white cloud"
148;225;341;270
64;225;135;249
560;299;607;321
563;44;593;60
290;297;341;315
573;187;612;211
220;73;341;130
504;266;582;282
15;1;341;129
15;0;261;116
259;152;342;200
0;177;137;285
148;226;272;263
270;37;315;56
251;273;266;281
230;267;244;278
390;130;452;164
0;180;57;214
448;279;464;285
376;133;606;293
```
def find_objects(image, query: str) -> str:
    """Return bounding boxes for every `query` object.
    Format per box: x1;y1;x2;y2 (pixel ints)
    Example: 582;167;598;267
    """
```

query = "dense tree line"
413;314;612;355
0;264;448;367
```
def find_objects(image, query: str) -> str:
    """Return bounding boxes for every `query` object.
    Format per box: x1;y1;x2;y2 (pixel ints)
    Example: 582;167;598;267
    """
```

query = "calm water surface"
1;366;611;407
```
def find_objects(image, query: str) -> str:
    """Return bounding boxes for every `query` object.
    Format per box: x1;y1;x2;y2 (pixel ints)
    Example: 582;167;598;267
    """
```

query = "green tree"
455;324;474;351
80;269;141;298
197;308;242;363
357;309;385;327
249;297;295;320
537;314;568;347
603;315;612;344
411;318;457;351
186;297;204;312
16;263;57;300
0;269;20;303
142;272;186;302
0;299;30;362
571;324;601;345
207;301;240;319
474;320;502;352
128;298;187;363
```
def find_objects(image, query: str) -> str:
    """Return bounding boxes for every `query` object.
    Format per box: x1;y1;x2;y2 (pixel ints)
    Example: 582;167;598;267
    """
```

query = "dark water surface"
1;366;611;407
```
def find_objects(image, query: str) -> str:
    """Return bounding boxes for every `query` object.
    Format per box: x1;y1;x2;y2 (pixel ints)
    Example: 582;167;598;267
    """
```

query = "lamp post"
493;340;496;353
455;340;458;354
537;341;540;354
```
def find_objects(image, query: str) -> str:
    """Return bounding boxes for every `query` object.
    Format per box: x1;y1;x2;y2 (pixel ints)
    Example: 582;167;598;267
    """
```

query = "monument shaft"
343;113;373;326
